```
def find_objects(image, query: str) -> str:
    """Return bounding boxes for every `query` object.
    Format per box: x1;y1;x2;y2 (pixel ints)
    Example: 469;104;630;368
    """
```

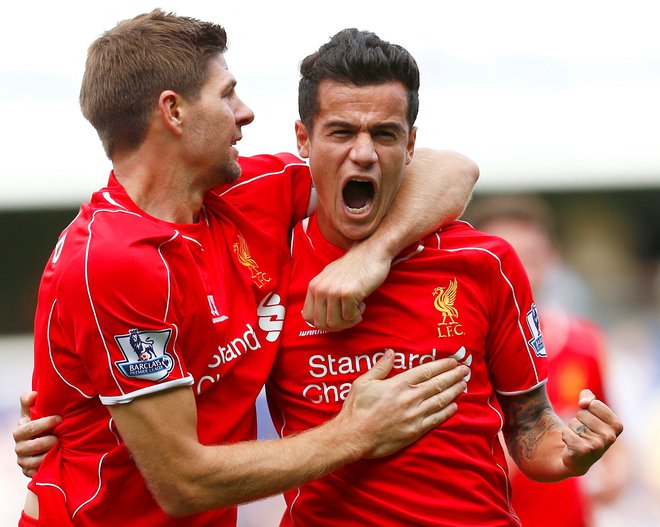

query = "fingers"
568;394;624;440
397;357;466;386
419;402;460;432
17;453;49;478
416;377;466;427
343;300;365;323
16;435;58;478
302;286;364;331
382;358;468;435
303;251;384;330
568;403;623;443
14;415;61;478
14;415;61;443
562;398;623;477
358;349;395;382
301;288;315;327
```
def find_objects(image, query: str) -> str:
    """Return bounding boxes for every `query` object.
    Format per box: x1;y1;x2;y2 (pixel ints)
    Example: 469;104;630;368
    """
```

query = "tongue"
343;181;372;210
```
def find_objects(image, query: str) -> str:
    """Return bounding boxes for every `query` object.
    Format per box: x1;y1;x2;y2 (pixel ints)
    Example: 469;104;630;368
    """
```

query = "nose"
349;133;377;167
235;95;255;127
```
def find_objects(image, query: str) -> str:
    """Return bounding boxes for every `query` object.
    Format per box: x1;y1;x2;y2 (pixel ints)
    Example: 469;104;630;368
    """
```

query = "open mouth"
342;179;375;213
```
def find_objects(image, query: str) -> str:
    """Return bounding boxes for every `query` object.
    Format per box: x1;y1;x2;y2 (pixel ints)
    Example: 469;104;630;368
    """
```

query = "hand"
561;389;624;476
337;350;469;458
13;391;61;477
302;241;390;331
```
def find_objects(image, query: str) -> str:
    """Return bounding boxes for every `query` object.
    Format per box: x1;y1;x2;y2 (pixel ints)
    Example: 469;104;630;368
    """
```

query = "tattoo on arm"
499;386;563;465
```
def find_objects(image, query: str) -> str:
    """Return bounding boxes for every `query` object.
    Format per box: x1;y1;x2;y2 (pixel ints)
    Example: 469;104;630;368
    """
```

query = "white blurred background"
1;1;659;525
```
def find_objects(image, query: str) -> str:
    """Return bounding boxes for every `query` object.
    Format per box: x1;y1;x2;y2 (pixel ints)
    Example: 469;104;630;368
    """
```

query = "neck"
315;211;358;250
113;154;206;224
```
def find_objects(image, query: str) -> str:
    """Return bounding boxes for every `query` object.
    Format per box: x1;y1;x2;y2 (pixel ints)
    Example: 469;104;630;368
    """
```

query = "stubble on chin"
211;160;242;188
224;159;242;183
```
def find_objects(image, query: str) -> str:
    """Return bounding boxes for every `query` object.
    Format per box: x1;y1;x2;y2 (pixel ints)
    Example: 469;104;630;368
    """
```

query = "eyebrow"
323;119;406;133
371;122;406;134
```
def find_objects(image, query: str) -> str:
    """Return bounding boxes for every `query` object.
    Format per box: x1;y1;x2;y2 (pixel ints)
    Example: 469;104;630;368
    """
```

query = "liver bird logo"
433;279;459;325
233;233;271;288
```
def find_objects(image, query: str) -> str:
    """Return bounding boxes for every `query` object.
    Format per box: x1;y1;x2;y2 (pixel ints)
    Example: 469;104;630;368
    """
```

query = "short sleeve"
58;211;193;404
483;238;549;394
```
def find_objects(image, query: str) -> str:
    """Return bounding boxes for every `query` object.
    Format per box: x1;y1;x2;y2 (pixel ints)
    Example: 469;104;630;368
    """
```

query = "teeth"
347;204;369;213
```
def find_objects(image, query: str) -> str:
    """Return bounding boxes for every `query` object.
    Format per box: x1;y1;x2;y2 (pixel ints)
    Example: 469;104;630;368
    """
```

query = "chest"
168;218;288;395
283;252;494;378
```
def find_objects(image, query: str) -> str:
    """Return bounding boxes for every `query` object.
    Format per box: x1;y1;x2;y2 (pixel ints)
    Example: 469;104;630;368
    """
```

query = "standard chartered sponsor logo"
303;349;441;404
196;323;262;394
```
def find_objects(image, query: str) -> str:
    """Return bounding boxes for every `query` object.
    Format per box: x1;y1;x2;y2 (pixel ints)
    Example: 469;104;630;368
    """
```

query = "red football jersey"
509;308;609;527
267;216;548;527
28;153;311;526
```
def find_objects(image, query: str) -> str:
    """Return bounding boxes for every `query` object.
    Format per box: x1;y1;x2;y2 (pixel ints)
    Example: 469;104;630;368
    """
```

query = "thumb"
578;389;596;408
19;391;37;421
362;349;395;381
301;294;314;325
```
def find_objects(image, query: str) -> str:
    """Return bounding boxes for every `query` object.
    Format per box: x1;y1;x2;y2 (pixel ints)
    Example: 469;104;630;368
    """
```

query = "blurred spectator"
467;195;628;527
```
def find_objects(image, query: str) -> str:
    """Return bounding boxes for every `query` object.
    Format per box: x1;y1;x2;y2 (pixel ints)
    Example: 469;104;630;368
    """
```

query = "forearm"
112;387;365;516
168;416;362;514
367;148;478;259
504;406;572;482
500;385;623;482
500;385;579;482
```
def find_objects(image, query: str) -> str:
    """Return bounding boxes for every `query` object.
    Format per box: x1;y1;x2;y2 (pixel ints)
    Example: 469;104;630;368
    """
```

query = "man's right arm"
16;352;468;516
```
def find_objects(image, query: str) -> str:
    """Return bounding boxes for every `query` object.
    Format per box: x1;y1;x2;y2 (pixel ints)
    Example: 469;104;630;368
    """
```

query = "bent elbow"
149;479;206;517
151;478;235;517
152;487;196;517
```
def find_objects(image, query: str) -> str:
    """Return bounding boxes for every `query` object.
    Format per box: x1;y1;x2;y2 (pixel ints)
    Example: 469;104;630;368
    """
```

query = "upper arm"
107;385;202;515
219;154;314;231
405;149;479;216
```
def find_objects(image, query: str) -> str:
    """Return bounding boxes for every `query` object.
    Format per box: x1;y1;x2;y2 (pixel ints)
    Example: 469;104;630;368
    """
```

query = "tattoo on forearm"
500;388;563;464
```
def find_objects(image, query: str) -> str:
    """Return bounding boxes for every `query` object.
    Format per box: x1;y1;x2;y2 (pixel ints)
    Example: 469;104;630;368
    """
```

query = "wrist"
358;228;401;263
324;411;370;463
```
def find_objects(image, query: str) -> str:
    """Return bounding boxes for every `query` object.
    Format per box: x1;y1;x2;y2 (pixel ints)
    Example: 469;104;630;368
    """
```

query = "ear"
158;90;184;136
405;126;417;165
295;120;311;159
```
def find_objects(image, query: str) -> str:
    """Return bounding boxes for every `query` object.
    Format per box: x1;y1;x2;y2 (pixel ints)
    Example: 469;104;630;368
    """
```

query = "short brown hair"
80;9;228;158
298;28;420;131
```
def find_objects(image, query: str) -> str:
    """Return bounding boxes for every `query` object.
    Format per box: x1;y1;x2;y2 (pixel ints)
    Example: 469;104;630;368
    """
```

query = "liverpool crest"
234;233;271;288
433;278;464;338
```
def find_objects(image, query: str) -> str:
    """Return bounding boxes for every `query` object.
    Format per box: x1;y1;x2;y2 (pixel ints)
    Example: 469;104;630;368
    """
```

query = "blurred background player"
467;194;629;527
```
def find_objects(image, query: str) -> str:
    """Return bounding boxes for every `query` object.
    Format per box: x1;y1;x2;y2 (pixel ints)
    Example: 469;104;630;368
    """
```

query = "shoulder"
72;207;182;289
436;220;520;257
238;153;308;178
215;153;310;197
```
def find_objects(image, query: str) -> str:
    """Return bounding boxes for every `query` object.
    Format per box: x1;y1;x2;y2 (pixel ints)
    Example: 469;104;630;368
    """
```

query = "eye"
329;129;353;139
373;130;399;143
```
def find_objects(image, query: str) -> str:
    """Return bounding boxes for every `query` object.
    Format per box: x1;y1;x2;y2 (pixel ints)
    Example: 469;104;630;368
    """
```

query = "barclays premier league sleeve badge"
114;328;175;381
525;304;546;357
